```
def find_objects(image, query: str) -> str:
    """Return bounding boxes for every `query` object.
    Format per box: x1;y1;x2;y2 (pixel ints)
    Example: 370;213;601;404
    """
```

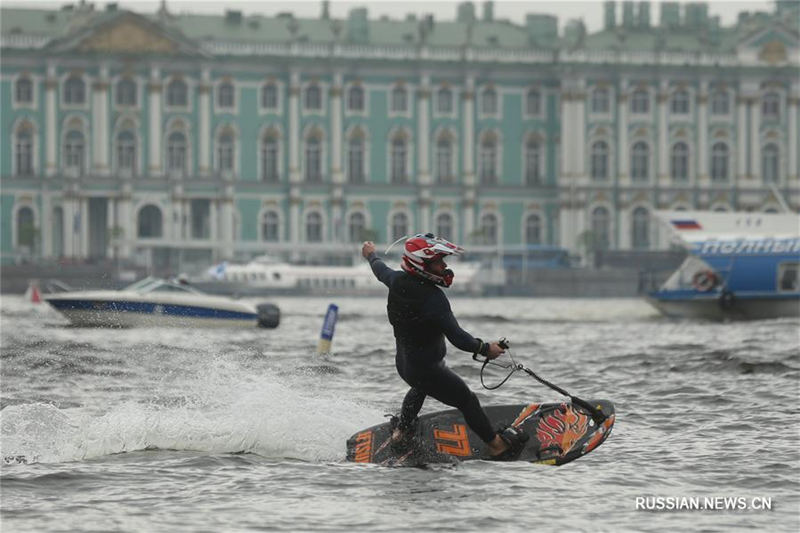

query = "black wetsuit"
367;253;496;443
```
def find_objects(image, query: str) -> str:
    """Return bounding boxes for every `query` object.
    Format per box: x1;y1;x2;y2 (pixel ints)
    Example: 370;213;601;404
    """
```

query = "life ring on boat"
692;270;718;292
718;290;735;310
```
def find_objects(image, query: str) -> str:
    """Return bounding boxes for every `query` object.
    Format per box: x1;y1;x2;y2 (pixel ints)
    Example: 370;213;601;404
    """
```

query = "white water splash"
1;364;382;465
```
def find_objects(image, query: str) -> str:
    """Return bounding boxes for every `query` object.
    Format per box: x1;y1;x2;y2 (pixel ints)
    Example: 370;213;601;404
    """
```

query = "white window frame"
259;80;283;114
259;207;283;242
389;84;412;118
215;80;237;114
304;208;326;243
12;73;37;109
522;210;545;246
524;87;544;118
60;72;89;110
165;77;191;112
434;210;457;243
434;85;455;117
303;82;326;115
259;125;282;183
214;125;239;178
114;76;139;109
479;85;500;118
346;127;369;184
346;83;368;116
12;119;38;177
523;134;544;185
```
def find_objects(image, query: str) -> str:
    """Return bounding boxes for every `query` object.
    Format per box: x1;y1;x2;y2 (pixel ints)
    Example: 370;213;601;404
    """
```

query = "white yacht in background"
44;277;280;328
200;255;504;295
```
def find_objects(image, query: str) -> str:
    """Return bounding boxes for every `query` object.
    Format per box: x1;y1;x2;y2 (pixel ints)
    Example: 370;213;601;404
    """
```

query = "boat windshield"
661;256;715;291
122;277;202;295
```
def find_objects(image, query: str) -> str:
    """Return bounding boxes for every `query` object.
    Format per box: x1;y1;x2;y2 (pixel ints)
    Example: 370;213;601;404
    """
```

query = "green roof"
1;3;797;54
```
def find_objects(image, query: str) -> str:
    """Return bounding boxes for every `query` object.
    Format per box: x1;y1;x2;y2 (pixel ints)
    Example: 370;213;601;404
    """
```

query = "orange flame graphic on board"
536;404;589;455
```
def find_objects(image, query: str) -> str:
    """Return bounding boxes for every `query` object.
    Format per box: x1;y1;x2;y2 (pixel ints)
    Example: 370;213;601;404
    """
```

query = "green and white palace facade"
2;1;798;268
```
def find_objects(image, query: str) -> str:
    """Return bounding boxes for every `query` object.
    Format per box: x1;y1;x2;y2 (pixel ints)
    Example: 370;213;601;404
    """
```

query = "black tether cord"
473;340;607;425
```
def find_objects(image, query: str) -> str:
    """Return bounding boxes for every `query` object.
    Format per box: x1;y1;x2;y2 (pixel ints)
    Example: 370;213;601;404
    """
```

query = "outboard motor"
257;303;280;328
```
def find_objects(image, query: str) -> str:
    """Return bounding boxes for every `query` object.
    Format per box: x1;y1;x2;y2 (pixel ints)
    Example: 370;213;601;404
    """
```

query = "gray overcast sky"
1;0;776;32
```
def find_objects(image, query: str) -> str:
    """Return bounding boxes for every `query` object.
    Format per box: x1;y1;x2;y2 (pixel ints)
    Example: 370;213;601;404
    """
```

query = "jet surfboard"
346;399;615;466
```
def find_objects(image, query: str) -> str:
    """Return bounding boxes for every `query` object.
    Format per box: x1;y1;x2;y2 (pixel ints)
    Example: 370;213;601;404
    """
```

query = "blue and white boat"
646;211;800;320
44;277;279;328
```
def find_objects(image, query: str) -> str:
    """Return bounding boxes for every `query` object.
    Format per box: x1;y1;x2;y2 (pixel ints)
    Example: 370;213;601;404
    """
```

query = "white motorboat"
44;277;279;328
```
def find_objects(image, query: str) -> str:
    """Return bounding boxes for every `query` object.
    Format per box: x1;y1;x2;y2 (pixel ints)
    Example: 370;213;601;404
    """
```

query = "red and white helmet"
401;233;464;287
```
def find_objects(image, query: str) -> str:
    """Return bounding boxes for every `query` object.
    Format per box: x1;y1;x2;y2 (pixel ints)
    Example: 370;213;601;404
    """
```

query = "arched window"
218;81;235;109
261;130;279;182
762;92;780;120
305;84;321;110
261;83;278;109
632;207;650;250
436;135;453;183
479;133;498;184
262;211;279;242
631;141;649;181
525;137;542;185
526;89;541;115
437;87;452;114
762;143;779;184
480;213;498;245
347;133;365;184
116;78;136;106
64;75;85;105
15;124;34;177
436;213;453;242
347;85;364;111
306;212;322;242
391;212;408;242
631;88;649;114
348;212;366;242
63;130;85;172
116;130;136;173
671;142;689;182
305;132;322;182
482;87;497;115
167;131;187;173
591;141;608;180
711;90;729;115
15;76;33;104
391;85;407;113
711;142;729;182
217;129;235;172
137;205;163;238
166;78;187;107
591;88;609;113
671;89;689;114
390;134;408;184
525;214;542;245
591;206;610;250
16;207;35;249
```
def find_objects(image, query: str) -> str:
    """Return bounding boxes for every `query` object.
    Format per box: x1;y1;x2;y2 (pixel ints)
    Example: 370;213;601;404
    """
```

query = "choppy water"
1;295;798;532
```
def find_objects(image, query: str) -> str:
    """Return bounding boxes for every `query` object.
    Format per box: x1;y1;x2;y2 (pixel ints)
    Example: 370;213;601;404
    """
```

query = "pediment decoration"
45;11;208;58
759;40;788;64
78;20;177;54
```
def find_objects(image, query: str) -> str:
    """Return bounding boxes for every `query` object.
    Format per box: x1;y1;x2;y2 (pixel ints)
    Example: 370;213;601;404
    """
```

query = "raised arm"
362;241;397;288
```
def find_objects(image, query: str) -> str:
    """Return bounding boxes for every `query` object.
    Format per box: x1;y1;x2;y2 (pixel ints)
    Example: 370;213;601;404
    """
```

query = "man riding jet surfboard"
362;233;529;460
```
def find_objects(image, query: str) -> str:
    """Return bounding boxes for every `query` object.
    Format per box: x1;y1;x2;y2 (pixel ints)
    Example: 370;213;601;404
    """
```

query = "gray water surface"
1;296;798;532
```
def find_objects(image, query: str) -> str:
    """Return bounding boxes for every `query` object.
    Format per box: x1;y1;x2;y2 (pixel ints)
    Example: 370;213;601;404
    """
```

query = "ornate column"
209;200;218;244
617;86;629;183
289;189;301;246
45;63;57;177
462;74;475;186
330;71;343;185
289;69;301;185
657;81;669;185
117;190;132;258
92;63;109;176
79;196;89;258
198;67;211;176
697;80;709;184
736;91;750;182
62;197;75;257
417;72;431;185
148;65;162;177
574;79;586;180
789;83;799;182
106;198;116;258
750;95;761;181
41;193;52;257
